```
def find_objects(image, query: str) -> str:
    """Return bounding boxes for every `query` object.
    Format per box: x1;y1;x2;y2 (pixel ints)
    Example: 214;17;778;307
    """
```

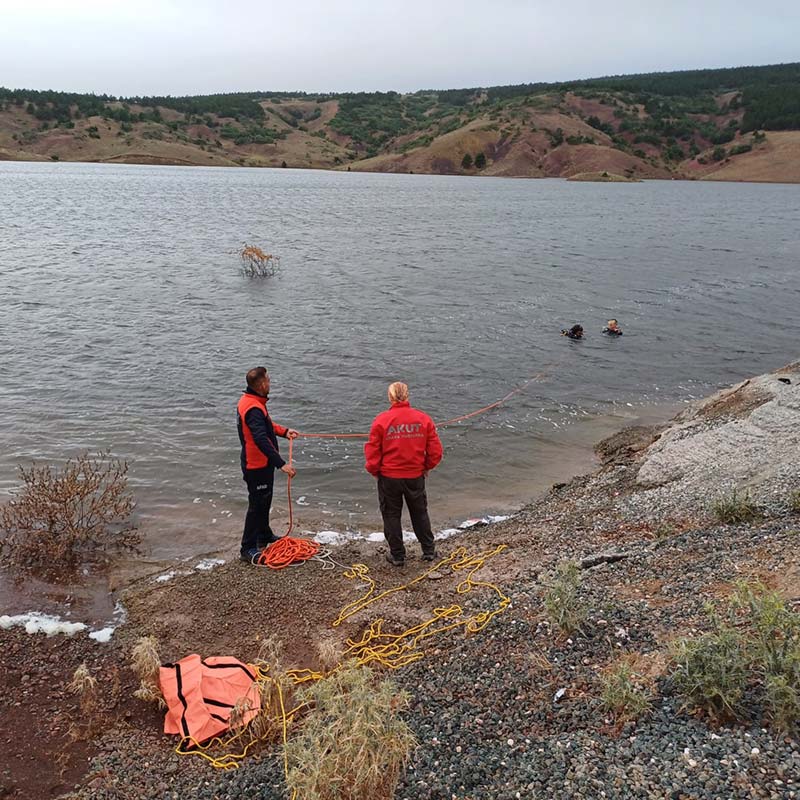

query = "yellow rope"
173;543;510;793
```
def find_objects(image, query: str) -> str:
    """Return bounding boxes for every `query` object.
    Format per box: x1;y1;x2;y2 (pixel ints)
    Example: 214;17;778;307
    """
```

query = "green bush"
671;583;800;730
474;151;486;169
600;662;651;722
765;674;800;732
285;664;415;800
670;624;749;720
548;128;564;147
461;153;473;169
731;583;800;682
543;561;586;635
711;145;727;162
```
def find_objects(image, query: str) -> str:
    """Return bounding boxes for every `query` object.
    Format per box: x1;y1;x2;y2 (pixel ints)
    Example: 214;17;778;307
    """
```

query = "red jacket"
364;401;443;479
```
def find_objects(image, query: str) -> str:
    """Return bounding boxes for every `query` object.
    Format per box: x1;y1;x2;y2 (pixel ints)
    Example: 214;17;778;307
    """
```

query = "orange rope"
292;369;550;440
256;535;320;569
434;371;547;428
270;370;551;556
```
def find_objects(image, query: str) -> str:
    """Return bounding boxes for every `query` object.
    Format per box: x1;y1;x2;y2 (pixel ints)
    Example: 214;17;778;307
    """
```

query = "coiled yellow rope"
174;544;510;782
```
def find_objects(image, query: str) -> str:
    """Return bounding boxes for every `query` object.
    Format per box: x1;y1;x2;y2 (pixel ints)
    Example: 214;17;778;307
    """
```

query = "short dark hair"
246;366;269;388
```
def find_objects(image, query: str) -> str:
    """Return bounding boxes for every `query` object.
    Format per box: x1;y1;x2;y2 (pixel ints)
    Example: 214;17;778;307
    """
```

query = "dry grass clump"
239;243;281;278
789;489;800;514
670;582;800;731
249;635;295;741
599;661;651;723
67;663;100;740
284;663;415;800
131;635;165;708
0;451;138;570
711;488;761;525
542;561;587;635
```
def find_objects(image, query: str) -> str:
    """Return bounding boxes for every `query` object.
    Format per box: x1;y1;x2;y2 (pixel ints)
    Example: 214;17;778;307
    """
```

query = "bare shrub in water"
0;451;138;570
239;243;281;278
131;636;166;708
285;663;415;800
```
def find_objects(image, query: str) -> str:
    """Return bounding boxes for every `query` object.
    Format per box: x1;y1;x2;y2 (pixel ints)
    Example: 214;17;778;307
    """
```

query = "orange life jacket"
237;392;287;470
159;655;261;743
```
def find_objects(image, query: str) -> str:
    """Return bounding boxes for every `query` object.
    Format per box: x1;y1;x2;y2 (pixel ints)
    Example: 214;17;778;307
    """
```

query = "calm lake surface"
1;161;799;567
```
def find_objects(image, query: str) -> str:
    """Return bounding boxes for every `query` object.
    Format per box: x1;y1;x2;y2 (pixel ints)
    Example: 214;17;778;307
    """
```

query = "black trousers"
241;467;275;553
377;475;435;559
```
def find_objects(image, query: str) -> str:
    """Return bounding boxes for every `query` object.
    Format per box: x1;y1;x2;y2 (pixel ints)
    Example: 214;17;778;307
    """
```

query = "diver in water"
561;324;584;340
602;319;623;336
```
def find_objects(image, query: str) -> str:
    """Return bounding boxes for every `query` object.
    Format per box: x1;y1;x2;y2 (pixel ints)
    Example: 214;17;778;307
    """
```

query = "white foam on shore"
0;612;87;637
309;513;513;546
153;557;225;582
89;627;115;642
1;600;127;643
195;558;225;571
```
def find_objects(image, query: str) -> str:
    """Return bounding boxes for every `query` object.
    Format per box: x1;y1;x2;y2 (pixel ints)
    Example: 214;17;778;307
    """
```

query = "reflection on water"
1;162;799;573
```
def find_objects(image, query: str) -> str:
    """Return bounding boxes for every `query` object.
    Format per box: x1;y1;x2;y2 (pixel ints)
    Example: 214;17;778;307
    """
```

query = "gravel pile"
392;518;800;800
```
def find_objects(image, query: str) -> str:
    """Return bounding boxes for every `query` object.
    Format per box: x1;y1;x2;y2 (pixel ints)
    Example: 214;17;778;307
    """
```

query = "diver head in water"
603;319;623;336
561;324;584;340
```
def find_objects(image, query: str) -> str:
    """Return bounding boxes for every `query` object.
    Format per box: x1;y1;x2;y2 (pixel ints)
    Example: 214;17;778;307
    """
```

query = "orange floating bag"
160;655;261;744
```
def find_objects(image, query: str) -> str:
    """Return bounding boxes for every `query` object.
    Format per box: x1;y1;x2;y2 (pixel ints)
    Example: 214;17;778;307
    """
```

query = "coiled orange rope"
256;535;320;569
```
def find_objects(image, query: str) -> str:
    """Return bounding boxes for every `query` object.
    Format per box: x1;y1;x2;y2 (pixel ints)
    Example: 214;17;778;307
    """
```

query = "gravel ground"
58;364;800;800
65;516;800;800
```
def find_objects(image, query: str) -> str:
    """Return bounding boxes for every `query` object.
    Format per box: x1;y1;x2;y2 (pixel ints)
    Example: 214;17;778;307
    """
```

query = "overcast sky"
1;0;798;96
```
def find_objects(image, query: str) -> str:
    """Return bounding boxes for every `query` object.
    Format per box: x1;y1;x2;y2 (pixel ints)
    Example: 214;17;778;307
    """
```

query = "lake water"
1;161;799;575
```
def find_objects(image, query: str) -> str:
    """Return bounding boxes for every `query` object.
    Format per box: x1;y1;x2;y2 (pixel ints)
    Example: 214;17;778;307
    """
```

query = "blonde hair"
387;381;409;403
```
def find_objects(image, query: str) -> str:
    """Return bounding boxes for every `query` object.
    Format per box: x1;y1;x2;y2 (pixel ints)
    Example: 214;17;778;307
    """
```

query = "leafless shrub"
0;451;138;570
239;243;281;278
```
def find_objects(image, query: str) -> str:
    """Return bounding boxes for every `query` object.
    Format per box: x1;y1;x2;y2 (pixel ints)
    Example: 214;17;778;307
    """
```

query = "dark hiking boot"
240;548;261;564
385;552;405;567
257;534;280;548
422;550;438;562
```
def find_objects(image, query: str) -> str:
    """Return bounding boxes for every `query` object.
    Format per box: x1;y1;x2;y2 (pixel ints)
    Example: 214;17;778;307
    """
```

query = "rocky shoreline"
2;363;799;799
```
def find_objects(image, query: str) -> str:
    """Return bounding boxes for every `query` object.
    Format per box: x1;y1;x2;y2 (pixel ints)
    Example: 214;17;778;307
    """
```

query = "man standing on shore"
365;381;443;567
237;367;297;563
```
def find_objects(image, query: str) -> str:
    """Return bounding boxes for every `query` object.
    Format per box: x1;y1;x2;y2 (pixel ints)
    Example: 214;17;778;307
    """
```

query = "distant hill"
2;62;800;181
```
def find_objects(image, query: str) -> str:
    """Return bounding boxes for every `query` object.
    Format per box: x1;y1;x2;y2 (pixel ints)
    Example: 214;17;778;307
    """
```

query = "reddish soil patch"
0;628;155;799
